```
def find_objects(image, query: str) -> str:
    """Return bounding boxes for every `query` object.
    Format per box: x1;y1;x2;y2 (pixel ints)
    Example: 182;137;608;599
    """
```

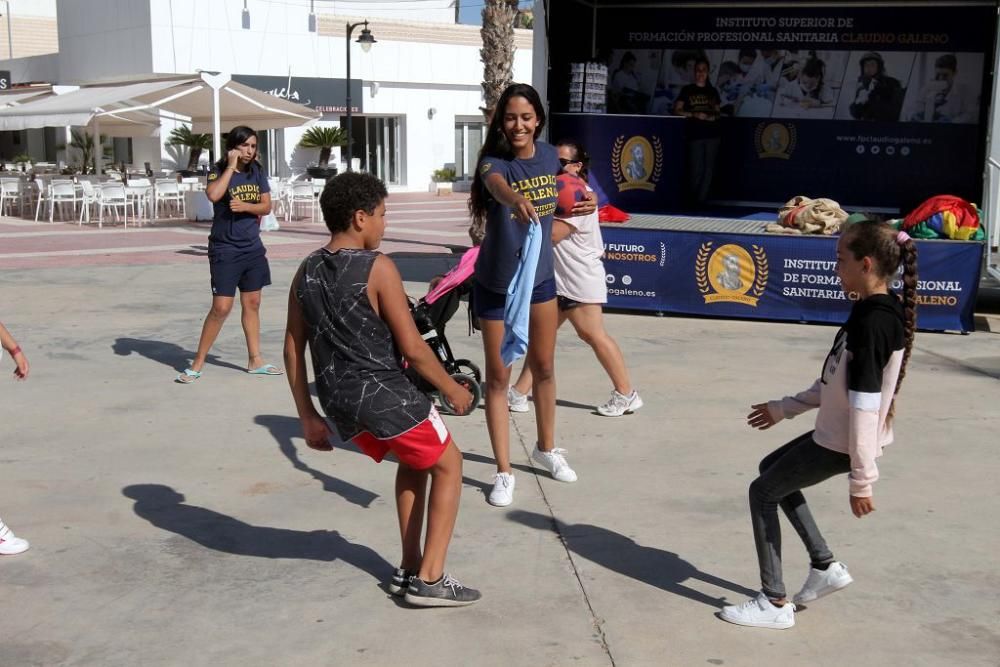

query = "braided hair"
842;218;918;420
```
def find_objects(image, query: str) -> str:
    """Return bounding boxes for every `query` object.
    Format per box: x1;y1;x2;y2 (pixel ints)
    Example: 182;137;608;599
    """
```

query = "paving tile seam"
510;417;617;667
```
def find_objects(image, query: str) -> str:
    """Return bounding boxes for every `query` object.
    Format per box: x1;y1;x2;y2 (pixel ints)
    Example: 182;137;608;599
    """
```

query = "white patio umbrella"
0;73;321;173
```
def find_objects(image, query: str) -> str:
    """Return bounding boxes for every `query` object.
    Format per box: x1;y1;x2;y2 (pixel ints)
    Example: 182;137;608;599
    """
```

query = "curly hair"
842;217;918;421
319;172;388;235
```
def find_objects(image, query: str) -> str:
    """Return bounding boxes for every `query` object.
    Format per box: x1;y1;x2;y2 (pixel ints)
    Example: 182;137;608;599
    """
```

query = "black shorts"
210;252;271;297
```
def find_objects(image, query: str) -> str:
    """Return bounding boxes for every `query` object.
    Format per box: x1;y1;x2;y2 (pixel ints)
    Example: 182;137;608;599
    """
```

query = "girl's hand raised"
747;403;776;430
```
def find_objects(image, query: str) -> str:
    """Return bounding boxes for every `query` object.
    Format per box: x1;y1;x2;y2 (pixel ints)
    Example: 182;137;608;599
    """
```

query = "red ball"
554;173;588;219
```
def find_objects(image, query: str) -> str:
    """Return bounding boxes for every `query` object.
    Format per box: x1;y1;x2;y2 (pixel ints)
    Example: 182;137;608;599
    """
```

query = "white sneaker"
793;561;853;604
719;593;795;629
507;386;530;413
531;446;578;482
0;521;29;556
597;389;643;417
488;472;515;506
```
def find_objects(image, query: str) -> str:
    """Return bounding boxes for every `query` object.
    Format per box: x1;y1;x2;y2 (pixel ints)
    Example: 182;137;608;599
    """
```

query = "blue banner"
600;226;983;332
550;3;996;210
550;113;684;212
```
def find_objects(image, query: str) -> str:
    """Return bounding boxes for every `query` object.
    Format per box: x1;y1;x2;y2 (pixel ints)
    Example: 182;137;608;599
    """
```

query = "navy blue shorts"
209;253;271;297
473;278;556;321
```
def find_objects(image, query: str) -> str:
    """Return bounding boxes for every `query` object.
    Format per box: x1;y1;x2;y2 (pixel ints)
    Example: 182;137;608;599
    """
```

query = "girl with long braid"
721;218;918;629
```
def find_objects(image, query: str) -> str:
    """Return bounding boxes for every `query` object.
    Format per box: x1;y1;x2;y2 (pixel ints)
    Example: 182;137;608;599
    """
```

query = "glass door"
454;118;486;180
342;115;402;185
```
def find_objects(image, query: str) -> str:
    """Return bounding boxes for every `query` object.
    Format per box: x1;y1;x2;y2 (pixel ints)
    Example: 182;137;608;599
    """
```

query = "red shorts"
352;407;451;470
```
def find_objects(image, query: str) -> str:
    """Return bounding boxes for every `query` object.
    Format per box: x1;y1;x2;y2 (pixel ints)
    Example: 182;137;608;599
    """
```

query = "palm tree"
479;0;519;123
166;126;213;172
298;126;348;169
69;130;111;175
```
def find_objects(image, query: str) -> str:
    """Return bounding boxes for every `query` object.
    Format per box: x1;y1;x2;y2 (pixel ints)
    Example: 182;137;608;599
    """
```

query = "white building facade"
3;0;534;191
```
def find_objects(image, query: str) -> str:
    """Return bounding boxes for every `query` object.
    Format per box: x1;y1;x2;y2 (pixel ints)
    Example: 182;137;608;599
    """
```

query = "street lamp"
345;20;375;172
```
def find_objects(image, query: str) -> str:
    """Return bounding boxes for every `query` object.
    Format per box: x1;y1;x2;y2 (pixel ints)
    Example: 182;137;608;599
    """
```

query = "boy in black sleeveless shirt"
283;172;481;607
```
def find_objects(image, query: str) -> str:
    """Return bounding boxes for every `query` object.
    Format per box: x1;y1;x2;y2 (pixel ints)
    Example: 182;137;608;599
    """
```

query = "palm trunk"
187;148;202;172
319;147;332;168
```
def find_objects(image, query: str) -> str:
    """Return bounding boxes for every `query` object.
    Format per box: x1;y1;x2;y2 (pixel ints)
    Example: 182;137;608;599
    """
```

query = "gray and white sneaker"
507;386;530;413
405;573;482;607
388;567;415;596
488;472;515;506
793;561;853;604
531;446;578;482
597;389;643;417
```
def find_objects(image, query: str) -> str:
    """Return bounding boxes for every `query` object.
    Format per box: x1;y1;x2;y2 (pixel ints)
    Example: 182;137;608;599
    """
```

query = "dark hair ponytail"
893;234;918;418
843;218;918;420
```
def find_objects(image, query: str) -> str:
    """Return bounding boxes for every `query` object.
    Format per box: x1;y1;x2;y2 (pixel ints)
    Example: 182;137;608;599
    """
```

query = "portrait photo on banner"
770;50;850;120
899;52;983;124
607;49;660;115
834;51;916;122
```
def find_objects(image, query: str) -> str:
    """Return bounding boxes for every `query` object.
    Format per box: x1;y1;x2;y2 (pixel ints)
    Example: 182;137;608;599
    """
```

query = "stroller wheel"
453;359;482;384
440;373;481;416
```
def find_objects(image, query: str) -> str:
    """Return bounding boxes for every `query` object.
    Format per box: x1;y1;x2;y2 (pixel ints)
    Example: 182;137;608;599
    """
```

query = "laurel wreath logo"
652;137;663;182
752;245;769;297
611;136;625;183
695;241;713;294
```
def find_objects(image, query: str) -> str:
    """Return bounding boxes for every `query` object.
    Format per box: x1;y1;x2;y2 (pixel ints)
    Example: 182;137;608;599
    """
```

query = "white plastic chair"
48;180;82;223
0;178;21;216
267;178;286;219
286;182;317;223
154;179;184;218
98;183;133;229
78;180;100;225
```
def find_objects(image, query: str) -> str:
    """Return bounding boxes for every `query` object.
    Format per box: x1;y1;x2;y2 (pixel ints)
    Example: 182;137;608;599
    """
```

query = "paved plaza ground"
1;198;999;666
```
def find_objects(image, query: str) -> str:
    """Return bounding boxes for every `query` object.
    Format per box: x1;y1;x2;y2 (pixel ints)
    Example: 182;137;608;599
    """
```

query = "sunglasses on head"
558;158;580;166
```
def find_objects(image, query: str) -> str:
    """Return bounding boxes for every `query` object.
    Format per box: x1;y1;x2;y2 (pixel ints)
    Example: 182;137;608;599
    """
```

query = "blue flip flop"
248;364;284;376
176;368;202;384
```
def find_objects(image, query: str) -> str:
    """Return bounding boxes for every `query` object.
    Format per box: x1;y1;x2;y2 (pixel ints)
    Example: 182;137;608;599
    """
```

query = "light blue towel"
500;221;541;367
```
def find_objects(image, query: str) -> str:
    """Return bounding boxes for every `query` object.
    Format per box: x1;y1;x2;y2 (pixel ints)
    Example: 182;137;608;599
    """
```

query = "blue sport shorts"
472;278;556;321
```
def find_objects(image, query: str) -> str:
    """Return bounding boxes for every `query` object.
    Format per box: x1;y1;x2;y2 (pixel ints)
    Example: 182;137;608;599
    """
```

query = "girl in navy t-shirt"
468;83;594;507
176;125;282;384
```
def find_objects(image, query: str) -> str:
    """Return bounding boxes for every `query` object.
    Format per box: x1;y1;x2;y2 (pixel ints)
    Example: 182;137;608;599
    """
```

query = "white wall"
42;0;534;190
7;0;57;18
55;0;153;83
5;53;59;84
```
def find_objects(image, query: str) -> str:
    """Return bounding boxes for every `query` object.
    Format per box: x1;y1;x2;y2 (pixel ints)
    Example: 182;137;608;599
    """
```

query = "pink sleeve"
766;379;821;423
848;407;880;497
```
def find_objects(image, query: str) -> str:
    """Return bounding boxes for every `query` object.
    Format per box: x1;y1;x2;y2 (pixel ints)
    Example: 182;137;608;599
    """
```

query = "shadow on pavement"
507;510;758;609
112;337;246;374
255;414;380;509
122;484;392;582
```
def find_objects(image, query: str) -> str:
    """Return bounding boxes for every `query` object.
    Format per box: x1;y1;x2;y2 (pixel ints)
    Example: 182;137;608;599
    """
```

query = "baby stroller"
406;247;483;415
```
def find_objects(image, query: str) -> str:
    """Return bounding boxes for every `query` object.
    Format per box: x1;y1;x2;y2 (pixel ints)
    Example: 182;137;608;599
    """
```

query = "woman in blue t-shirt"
468;83;594;506
176;125;282;383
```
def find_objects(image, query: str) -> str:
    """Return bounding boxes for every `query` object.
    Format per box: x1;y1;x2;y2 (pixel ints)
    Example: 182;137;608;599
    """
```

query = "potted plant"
12;153;33;172
68;130;111;175
166;126;213;177
298;126;348;180
431;167;456;195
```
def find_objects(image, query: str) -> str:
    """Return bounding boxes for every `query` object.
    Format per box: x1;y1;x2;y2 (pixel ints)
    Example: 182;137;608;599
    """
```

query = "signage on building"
233;75;363;114
0;71;10;90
